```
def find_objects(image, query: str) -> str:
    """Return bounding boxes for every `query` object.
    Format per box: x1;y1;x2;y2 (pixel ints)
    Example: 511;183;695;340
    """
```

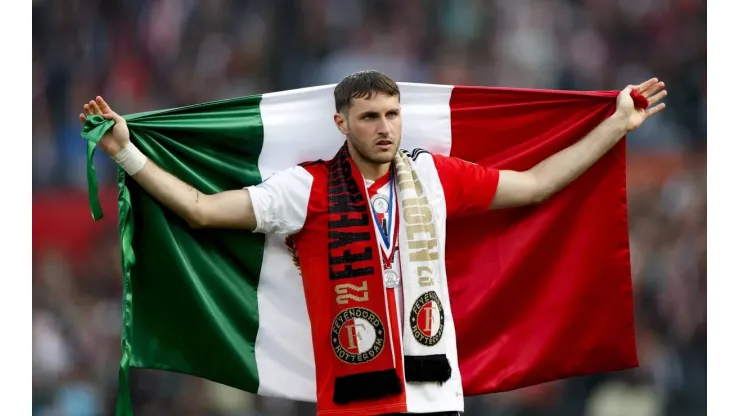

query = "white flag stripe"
254;83;454;399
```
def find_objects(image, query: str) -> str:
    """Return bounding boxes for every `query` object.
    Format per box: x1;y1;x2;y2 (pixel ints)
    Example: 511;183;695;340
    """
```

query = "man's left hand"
615;78;667;132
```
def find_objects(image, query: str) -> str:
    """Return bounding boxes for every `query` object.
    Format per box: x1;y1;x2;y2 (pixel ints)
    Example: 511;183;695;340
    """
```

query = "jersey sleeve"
432;154;500;219
245;165;313;235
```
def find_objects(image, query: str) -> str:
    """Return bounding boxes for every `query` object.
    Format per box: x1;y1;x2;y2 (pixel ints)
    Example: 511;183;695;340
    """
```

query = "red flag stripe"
446;86;638;395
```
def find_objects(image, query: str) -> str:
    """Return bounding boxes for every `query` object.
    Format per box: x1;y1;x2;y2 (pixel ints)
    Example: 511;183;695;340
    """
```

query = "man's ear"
334;112;349;135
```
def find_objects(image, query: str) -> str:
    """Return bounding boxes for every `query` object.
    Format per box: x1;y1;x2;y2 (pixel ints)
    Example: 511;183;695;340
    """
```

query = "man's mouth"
375;139;393;149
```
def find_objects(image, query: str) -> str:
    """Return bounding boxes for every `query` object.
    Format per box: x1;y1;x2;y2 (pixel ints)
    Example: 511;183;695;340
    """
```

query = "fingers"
648;89;667;106
81;95;123;130
96;96;122;121
645;103;666;118
637;78;659;93
96;96;110;113
643;81;665;98
82;96;121;123
89;100;102;115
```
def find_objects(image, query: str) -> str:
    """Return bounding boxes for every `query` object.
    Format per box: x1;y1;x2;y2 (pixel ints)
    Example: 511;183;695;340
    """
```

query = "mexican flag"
82;83;638;415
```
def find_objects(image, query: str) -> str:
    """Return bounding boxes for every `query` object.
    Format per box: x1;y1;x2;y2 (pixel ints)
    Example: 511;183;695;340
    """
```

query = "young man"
80;71;666;416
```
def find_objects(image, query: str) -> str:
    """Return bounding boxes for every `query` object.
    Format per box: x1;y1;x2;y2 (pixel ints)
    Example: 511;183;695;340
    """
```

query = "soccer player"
80;71;665;416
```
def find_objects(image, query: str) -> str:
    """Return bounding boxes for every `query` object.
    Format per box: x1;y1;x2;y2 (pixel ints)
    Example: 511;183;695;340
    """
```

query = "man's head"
333;71;401;166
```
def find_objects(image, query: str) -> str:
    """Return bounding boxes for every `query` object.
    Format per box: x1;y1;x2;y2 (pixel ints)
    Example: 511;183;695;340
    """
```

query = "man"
80;71;666;416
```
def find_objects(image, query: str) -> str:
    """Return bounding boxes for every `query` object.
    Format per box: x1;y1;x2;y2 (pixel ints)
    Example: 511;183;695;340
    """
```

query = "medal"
381;245;400;288
371;194;390;214
383;269;400;288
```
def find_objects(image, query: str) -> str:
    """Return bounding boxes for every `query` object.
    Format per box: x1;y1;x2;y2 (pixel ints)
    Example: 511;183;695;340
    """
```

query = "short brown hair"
334;70;400;114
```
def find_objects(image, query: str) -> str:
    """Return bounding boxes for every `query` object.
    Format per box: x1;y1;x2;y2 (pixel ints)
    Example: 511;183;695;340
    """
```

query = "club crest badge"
331;307;385;364
410;291;445;347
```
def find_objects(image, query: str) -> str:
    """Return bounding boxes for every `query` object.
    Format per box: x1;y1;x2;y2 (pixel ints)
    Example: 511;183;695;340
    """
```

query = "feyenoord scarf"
326;143;451;404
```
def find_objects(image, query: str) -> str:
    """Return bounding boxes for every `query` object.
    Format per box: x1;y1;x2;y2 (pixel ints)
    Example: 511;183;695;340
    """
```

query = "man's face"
337;93;402;165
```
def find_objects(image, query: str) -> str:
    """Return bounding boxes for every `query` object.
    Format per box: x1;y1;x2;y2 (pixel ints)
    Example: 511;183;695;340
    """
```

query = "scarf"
327;143;452;405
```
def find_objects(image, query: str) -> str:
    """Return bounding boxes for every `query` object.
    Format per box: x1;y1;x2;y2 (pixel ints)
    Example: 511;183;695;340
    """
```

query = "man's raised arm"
80;96;258;230
490;78;667;210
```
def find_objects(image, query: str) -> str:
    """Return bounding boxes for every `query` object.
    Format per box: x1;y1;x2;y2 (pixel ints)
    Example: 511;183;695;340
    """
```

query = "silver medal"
371;194;390;214
383;269;400;288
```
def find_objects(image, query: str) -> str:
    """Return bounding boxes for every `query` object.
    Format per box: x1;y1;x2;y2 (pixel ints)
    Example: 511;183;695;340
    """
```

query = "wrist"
608;112;630;136
112;142;148;176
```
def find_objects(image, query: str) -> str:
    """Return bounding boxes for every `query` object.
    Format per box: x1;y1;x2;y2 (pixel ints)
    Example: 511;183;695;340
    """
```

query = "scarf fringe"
404;354;452;384
333;369;403;405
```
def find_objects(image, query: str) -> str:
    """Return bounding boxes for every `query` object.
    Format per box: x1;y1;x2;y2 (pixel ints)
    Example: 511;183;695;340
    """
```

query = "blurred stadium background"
32;0;706;415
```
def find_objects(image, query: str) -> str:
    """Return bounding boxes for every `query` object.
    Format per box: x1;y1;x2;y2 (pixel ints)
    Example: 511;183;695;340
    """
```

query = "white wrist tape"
113;142;148;176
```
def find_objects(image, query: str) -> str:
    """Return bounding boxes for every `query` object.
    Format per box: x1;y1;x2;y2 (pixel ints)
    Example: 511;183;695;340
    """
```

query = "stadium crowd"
32;0;706;415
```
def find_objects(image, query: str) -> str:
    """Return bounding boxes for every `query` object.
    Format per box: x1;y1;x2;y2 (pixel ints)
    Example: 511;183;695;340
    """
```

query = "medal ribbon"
368;169;399;269
380;197;399;271
381;240;399;271
368;170;395;249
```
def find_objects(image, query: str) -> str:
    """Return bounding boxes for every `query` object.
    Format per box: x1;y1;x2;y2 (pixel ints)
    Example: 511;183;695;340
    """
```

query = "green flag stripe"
87;94;268;415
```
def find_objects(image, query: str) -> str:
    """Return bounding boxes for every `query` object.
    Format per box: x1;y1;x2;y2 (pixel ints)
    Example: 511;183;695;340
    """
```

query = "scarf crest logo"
332;307;385;364
409;291;445;346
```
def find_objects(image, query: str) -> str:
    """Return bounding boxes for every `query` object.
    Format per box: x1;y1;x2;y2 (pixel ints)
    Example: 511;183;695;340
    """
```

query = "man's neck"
357;160;390;181
348;148;390;181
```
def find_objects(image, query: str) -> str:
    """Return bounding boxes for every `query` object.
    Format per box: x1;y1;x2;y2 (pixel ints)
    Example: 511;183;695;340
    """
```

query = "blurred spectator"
32;0;706;415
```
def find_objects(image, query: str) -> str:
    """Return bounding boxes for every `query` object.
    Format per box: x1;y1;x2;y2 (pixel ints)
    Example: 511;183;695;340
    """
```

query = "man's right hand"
79;96;130;157
79;95;259;230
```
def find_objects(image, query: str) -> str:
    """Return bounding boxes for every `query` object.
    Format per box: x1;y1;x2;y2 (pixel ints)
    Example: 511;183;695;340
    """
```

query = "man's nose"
377;117;391;135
